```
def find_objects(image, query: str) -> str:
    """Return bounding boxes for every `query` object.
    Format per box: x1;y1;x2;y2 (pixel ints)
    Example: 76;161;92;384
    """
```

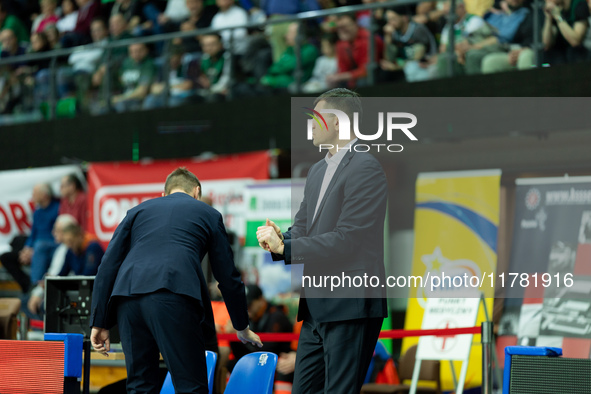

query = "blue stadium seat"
160;350;217;394
224;352;278;394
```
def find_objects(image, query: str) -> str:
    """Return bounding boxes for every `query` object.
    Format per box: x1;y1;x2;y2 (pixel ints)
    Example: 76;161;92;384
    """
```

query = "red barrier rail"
217;326;482;342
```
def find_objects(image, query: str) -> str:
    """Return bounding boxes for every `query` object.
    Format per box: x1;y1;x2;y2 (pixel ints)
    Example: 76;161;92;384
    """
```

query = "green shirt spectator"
260;23;319;88
0;13;29;43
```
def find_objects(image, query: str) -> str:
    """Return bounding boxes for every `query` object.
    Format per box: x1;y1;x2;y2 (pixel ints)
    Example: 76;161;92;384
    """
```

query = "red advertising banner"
88;151;270;248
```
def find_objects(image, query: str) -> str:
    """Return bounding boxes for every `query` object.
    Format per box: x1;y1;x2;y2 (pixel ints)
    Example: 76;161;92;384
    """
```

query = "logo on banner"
93;183;162;241
304;108;417;153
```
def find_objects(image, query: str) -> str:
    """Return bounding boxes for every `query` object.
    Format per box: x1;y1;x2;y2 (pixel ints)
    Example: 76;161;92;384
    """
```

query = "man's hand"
27;295;43;315
236;327;263;348
257;219;283;252
508;49;522;66
90;327;111;357
256;225;284;254
19;247;33;265
277;351;297;375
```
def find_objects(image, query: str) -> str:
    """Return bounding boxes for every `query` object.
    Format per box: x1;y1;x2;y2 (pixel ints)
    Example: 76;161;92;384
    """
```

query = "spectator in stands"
111;42;156;112
22;31;53;109
1;184;59;293
436;0;486;77
58;18;108;102
60;0;100;47
260;22;318;91
109;0;144;33
456;0;531;74
542;0;589;64
211;0;249;55
380;6;438;82
90;13;133;107
31;0;59;34
0;29;27;114
172;0;218;53
59;222;104;275
55;0;79;34
25;214;78;318
301;33;338;93
328;13;383;88
140;0;189;36
59;173;88;231
481;0;542;73
43;23;61;48
143;45;199;109
197;33;230;100
0;1;29;43
243;0;320;62
226;284;294;382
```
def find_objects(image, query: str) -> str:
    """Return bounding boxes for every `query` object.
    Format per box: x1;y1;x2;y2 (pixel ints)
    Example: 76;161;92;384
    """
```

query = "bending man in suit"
257;88;388;393
90;167;262;394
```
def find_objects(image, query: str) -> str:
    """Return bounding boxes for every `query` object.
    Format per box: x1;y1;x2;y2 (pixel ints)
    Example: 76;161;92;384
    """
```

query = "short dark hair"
314;88;362;125
336;12;357;23
65;173;84;192
164;167;201;197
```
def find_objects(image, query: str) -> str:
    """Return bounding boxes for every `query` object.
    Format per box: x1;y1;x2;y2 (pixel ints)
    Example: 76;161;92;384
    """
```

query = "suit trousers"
116;290;208;394
292;313;383;394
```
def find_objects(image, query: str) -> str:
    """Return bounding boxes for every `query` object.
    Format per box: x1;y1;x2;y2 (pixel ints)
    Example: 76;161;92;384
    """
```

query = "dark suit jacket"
90;192;249;334
274;146;388;323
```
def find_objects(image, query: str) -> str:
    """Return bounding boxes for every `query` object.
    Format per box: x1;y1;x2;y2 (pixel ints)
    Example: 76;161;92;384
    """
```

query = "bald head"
32;183;53;207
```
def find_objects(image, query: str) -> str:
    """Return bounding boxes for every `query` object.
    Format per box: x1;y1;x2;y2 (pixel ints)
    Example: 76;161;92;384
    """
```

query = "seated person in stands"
57;18;108;106
56;0;79;35
226;284;294;382
59;222;104;276
60;0;101;47
542;0;589;64
1;183;59;293
31;0;59;34
21;32;53;110
380;5;438;82
455;0;532;74
25;214;78;319
327;13;383;88
436;0;486;77
197;33;231;100
260;22;318;91
172;0;218;53
111;42;157;113
481;0;542;73
108;0;145;34
301;33;338;93
211;0;249;56
59;173;88;231
143;44;199;109
0;1;29;43
0;28;27;114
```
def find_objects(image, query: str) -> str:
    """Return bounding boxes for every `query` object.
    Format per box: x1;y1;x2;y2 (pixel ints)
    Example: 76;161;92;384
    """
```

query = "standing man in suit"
90;167;262;394
257;88;388;393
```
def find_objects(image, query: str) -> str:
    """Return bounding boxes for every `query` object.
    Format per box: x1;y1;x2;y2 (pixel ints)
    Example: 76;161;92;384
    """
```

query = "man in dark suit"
90;167;262;394
257;88;388;393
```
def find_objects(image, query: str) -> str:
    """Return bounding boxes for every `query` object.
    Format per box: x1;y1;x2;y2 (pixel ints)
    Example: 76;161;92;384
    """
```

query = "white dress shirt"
313;139;357;220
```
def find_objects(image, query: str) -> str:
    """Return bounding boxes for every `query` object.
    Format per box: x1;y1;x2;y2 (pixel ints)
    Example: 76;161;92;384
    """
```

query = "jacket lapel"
308;149;355;231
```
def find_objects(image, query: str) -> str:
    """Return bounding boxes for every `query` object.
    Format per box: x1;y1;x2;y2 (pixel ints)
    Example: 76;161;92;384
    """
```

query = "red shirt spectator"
59;174;88;232
330;14;383;87
74;0;100;35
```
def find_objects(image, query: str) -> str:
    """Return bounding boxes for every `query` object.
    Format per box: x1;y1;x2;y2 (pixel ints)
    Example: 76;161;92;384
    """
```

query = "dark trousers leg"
293;317;383;394
117;296;162;394
0;252;30;292
129;291;209;394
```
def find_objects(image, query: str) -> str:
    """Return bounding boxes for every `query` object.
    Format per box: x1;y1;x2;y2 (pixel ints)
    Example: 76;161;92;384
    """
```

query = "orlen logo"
304;107;417;152
93;183;162;242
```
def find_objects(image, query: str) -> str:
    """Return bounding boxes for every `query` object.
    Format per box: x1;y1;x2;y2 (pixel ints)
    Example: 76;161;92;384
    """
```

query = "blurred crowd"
0;0;590;119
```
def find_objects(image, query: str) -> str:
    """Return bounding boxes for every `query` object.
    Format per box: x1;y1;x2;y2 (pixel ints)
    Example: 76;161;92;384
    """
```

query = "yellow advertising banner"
402;169;501;391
